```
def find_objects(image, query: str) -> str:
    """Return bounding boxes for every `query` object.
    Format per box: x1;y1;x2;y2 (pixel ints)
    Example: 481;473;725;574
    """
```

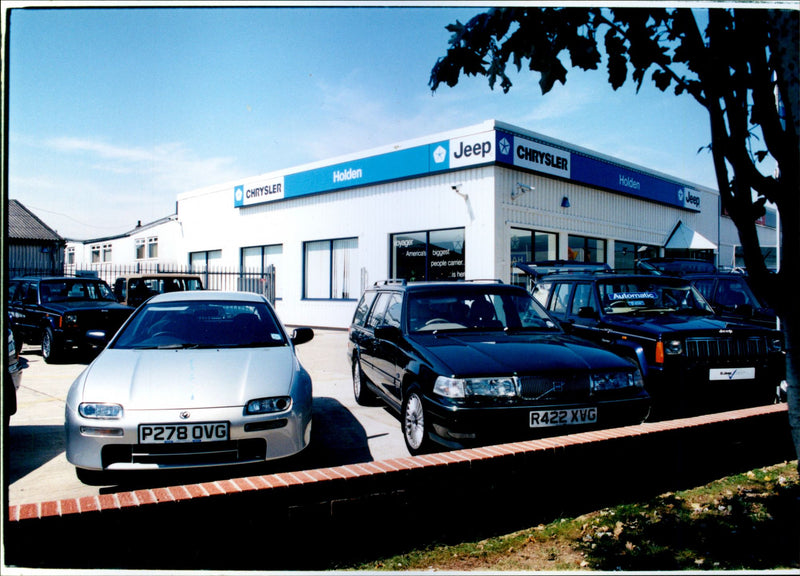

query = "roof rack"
373;279;407;286
464;279;504;284
514;260;611;279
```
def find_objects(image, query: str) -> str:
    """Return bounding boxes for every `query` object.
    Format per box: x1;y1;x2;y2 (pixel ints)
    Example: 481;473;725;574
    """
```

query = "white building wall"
66;217;184;269
495;166;720;274
178;167;498;328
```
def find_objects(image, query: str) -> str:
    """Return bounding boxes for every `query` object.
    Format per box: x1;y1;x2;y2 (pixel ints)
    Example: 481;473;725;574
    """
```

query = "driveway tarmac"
5;329;407;506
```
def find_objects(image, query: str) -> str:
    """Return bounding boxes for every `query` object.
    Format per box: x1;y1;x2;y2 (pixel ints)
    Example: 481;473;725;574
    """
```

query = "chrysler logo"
180;411;191;420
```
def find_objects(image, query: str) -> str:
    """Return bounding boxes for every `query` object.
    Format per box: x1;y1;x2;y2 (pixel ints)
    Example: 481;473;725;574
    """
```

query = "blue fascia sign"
495;129;701;212
234;127;702;212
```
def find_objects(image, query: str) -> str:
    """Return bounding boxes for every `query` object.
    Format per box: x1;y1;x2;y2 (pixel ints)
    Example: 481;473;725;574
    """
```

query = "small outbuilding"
7;199;65;276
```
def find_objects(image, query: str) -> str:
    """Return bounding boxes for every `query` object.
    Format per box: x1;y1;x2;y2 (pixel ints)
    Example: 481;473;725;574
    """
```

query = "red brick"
78;496;99;513
8;505;18;522
116;491;139;508
200;482;224;496
40;500;59;518
97;493;118;511
18;503;38;520
216;479;240;493
134;489;157;505
185;484;209;498
152;487;175;502
60;498;79;515
230;477;258;491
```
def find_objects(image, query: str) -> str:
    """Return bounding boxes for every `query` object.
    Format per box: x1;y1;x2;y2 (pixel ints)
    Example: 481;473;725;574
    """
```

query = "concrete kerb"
5;403;795;571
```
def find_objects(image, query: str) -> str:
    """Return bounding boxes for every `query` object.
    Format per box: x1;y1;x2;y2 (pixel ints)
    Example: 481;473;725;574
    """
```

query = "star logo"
433;145;447;164
499;137;511;156
235;185;244;202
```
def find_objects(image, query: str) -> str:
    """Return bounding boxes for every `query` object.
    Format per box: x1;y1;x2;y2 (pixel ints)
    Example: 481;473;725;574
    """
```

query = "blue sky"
8;3;725;240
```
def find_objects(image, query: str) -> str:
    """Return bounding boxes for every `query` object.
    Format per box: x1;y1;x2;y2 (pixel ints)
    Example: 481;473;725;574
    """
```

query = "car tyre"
41;327;61;364
352;358;378;406
402;386;432;456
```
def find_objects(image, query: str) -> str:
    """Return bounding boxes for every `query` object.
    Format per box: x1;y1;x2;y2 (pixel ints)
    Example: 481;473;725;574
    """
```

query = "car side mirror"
291;327;314;346
374;324;401;342
577;306;599;319
733;304;754;317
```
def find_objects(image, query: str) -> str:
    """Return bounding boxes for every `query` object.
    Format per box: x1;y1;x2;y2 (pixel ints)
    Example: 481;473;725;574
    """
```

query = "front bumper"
421;391;651;450
66;404;312;471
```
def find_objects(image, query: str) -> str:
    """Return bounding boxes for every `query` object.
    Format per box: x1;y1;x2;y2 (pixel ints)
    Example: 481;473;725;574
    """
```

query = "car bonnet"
79;346;297;410
412;332;631;376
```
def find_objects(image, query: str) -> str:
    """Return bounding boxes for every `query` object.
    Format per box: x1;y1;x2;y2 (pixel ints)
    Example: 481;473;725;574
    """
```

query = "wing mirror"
291;327;314;346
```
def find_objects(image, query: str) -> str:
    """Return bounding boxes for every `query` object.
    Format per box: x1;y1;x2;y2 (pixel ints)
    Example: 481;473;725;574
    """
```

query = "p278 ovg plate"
138;421;229;444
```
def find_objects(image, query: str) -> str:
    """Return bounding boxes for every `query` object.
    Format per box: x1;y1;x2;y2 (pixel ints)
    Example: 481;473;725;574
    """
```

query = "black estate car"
347;280;650;455
9;277;135;363
525;267;785;419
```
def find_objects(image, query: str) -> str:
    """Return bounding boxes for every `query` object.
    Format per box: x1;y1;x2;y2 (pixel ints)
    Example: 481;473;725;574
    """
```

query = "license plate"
709;367;756;381
138;422;229;444
530;407;597;428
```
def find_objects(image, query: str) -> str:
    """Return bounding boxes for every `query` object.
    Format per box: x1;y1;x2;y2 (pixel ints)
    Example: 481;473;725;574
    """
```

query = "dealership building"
174;119;772;329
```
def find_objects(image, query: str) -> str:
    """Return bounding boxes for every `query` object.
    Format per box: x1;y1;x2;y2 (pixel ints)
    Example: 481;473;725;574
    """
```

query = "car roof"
147;291;266;304
116;273;202;279
11;276;107;282
537;273;693;284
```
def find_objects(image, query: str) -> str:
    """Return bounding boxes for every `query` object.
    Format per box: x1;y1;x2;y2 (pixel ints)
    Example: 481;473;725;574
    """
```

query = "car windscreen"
408;288;559;333
597;279;714;315
41;280;117;303
112;300;287;349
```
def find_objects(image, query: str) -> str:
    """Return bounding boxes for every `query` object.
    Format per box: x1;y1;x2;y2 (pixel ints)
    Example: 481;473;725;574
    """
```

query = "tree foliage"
430;6;799;464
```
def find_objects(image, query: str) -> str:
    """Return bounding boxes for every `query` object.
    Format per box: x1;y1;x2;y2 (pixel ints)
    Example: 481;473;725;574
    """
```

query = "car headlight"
590;371;640;392
78;402;123;419
246;396;292;415
64;313;78;327
434;376;518;399
768;337;784;353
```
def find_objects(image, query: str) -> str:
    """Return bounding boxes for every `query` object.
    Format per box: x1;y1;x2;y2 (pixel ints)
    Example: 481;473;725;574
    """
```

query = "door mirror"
291;327;314;346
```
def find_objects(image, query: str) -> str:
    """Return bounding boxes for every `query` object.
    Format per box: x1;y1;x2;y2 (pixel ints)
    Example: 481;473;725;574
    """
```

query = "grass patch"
350;461;799;572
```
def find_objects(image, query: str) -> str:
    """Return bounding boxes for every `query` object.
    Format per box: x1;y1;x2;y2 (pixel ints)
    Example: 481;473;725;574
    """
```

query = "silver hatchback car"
65;291;314;485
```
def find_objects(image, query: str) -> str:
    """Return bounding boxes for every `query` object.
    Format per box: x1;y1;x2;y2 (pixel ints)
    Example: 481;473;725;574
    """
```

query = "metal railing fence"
9;263;277;305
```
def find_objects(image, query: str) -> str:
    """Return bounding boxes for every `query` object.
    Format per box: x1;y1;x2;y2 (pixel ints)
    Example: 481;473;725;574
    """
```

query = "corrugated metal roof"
7;199;64;242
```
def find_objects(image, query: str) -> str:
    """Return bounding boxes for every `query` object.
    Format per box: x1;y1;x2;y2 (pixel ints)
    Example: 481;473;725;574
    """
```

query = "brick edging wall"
5;404;795;570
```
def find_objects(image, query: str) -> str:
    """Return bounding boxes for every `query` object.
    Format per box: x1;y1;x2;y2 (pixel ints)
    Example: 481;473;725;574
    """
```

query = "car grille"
685;336;768;362
75;309;132;332
102;439;267;468
518;374;589;400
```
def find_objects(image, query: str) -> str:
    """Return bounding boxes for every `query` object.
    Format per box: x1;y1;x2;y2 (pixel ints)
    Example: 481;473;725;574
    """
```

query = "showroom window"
568;235;605;264
242;244;283;299
510;228;558;287
391;227;465;282
303;238;359;300
615;241;658;272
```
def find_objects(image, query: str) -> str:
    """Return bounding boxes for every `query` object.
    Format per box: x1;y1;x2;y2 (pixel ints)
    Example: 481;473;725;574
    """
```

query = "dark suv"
347;280;650;455
9;277;135;363
636;258;777;328
525;267;785;419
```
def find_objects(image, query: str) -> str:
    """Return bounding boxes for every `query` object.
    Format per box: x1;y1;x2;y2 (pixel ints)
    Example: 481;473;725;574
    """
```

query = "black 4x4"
9;277;135;363
347;280;650;455
524;267;785;419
